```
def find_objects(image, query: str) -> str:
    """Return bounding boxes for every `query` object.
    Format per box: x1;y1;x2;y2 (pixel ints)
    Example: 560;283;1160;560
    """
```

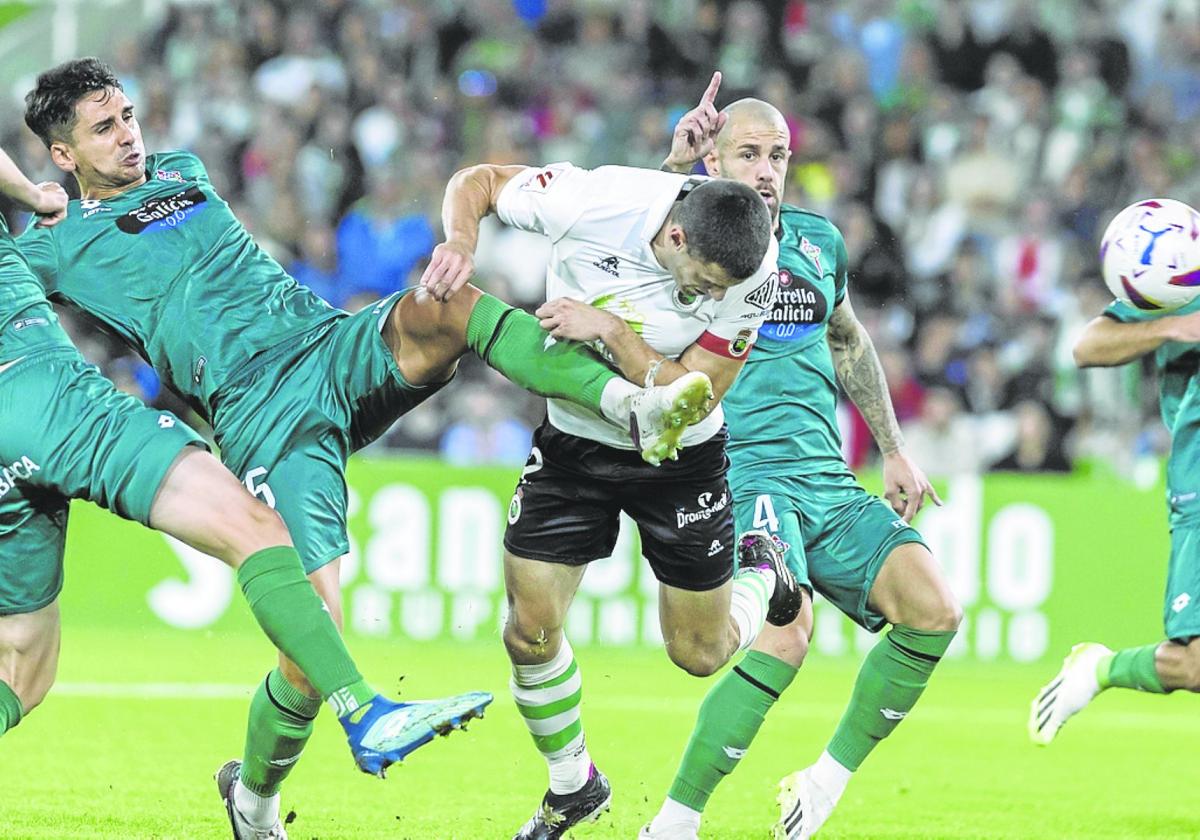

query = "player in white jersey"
421;163;803;839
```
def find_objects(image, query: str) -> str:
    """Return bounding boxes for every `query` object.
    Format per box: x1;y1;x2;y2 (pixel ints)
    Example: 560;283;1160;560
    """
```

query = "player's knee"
502;609;563;662
1181;640;1200;692
666;638;725;677
905;592;963;633
0;637;56;712
761;621;811;668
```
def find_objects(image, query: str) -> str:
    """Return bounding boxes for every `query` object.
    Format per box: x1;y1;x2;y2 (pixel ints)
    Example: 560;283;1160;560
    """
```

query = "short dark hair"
674;179;772;280
25;57;123;147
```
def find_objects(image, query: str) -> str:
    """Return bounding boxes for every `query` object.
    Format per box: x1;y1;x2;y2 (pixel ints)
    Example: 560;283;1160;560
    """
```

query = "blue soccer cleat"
339;691;493;777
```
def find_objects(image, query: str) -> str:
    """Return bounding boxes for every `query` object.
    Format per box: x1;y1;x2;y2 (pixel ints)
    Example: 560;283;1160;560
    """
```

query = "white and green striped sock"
729;566;775;651
511;638;592;795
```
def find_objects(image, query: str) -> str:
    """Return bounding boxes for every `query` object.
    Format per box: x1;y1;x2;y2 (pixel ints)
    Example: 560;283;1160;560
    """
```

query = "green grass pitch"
1;627;1196;839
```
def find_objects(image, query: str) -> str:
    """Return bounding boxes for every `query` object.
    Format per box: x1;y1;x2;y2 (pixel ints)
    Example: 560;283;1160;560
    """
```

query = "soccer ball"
1101;198;1200;311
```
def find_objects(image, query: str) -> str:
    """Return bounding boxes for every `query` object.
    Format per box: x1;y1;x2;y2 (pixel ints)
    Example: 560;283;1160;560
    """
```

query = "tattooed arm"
826;293;941;520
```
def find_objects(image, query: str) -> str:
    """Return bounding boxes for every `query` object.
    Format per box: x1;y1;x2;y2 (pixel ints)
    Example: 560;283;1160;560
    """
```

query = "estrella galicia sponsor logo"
155;169;184;183
80;199;112;219
116;186;207;234
593;255;620;276
743;271;779;310
676;489;730;529
0;456;40;499
11;317;48;331
757;269;828;342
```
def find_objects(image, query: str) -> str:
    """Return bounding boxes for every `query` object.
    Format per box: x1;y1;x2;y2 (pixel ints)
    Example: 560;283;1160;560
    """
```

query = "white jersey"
496;162;780;449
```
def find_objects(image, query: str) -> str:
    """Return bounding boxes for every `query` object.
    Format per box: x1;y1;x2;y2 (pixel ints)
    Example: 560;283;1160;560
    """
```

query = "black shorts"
503;419;735;591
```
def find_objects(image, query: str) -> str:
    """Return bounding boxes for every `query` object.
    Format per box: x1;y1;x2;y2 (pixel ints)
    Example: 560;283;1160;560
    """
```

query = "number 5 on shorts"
244;466;276;508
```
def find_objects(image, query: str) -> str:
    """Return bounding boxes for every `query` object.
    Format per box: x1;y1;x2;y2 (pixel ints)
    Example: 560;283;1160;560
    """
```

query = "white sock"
729;567;775;650
599;378;639;425
649;796;702;832
810;750;853;801
233;779;281;830
511;639;593;795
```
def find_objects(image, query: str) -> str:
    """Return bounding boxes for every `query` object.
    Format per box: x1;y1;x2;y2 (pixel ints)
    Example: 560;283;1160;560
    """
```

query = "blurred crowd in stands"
5;0;1197;476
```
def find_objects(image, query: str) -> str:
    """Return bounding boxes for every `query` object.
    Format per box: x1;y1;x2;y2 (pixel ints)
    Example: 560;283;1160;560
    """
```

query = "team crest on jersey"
799;237;823;272
116;186;207;235
80;199;111;219
155;169;184;182
728;328;753;357
743;271;779;310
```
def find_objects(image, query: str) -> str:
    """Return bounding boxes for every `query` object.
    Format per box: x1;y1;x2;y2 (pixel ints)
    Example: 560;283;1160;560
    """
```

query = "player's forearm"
829;322;905;455
0;150;42;209
598;317;686;386
1073;316;1173;367
441;165;498;253
660;156;695;175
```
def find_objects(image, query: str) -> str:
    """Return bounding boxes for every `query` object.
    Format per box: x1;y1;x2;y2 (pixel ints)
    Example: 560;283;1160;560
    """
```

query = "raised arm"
661;71;726;175
826;294;940;520
1073;312;1200;367
420;163;527;301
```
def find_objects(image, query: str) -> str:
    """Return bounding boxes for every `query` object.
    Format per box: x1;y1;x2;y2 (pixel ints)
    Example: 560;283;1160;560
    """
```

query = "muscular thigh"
802;478;926;632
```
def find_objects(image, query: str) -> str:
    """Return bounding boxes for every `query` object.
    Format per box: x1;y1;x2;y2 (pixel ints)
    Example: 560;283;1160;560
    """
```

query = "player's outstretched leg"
148;450;492;834
1029;641;1173;744
388;286;712;464
774;543;959;840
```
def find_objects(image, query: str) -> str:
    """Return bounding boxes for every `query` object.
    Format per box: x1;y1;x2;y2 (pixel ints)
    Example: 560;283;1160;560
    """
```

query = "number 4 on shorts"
753;494;779;532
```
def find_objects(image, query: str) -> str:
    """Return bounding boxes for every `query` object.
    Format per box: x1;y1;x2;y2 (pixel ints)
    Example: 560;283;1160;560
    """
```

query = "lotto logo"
1172;592;1192;613
158;415;175;429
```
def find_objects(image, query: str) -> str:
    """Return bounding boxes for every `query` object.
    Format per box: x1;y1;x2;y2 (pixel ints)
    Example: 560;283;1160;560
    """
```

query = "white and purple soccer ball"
1101;198;1200;311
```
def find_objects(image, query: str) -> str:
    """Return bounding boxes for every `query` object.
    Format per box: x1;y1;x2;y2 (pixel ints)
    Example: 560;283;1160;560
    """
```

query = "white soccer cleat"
215;760;289;840
1029;642;1111;745
774;767;837;840
638;821;699;839
626;370;713;466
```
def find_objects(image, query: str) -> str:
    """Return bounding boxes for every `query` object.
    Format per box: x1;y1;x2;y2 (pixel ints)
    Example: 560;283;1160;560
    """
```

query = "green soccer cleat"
627;370;713;466
1029;642;1111;745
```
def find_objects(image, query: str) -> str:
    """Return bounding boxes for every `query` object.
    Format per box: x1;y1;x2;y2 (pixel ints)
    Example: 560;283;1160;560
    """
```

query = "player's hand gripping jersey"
495;162;779;449
16;151;342;420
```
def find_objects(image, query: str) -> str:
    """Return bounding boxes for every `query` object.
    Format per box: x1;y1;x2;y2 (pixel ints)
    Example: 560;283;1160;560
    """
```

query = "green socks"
827;625;955;771
0;680;23;736
239;668;322;796
466;293;617;412
668;651;798;811
236;546;366;703
1098;644;1167;693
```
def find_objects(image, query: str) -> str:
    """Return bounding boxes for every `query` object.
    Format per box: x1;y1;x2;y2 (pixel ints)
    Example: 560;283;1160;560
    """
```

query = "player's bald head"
706;98;791;221
716;98;790;152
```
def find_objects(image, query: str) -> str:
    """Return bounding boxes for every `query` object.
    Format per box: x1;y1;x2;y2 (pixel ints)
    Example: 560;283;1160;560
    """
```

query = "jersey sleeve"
495;162;590;242
695;236;780;359
15;223;58;292
832;223;849;306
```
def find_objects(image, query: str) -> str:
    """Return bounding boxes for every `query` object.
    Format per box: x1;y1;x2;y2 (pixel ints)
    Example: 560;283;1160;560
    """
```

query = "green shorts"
211;292;449;574
733;473;927;632
1165;520;1200;642
0;348;203;614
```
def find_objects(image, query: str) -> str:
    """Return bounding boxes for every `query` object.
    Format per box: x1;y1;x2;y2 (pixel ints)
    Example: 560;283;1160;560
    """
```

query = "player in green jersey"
1030;297;1200;743
19;58;710;840
640;76;962;840
0;145;491;796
